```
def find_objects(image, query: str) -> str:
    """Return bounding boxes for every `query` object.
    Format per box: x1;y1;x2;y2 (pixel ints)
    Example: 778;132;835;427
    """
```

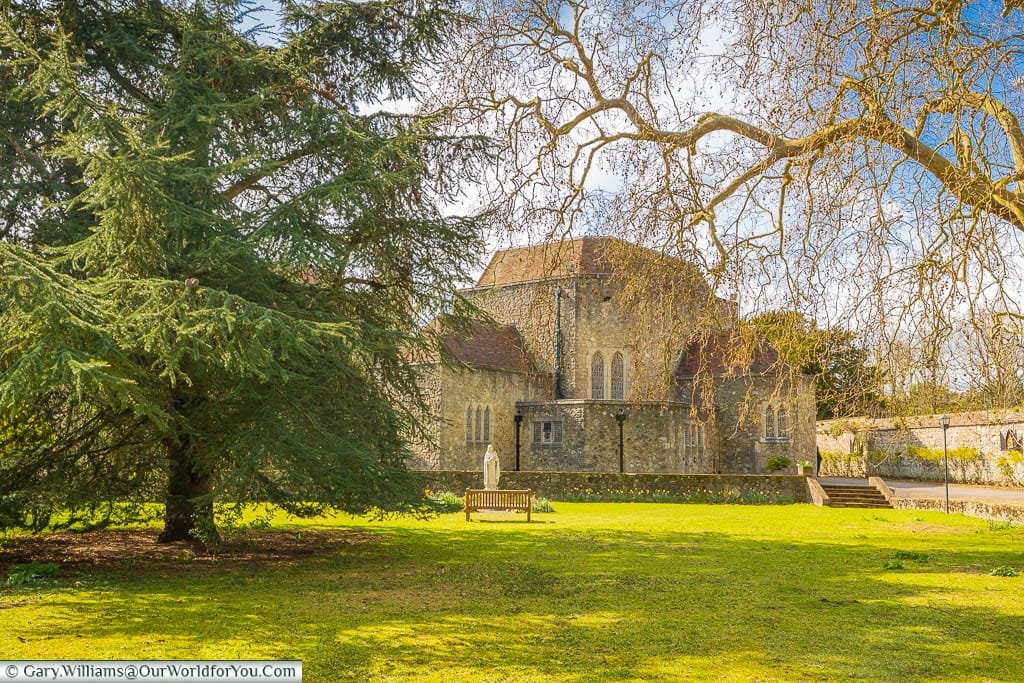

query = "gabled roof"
475;236;699;289
676;330;785;378
441;320;536;374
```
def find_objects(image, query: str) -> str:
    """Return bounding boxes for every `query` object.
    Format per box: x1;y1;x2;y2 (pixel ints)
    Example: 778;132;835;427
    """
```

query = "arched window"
764;406;775;439
777;407;789;438
591;352;605;399
465;406;473;443
483;407;490;443
611;352;624;400
1003;429;1022;452
475;406;482;442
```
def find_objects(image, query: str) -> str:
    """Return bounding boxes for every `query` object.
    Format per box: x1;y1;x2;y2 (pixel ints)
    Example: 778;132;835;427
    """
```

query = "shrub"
883;560;905;570
6;562;60;586
990;566;1018;577
997;450;1024;480
997;456;1012;478
866;449;889;463
828;421;849;438
531;497;555;513
428;490;463;513
766;456;792;472
906;445;980;462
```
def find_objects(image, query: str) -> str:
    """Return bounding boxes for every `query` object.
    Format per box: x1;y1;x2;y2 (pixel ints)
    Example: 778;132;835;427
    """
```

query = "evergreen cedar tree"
0;0;487;543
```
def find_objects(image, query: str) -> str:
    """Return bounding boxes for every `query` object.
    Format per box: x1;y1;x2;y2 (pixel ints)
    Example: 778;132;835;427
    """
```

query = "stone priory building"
410;237;816;474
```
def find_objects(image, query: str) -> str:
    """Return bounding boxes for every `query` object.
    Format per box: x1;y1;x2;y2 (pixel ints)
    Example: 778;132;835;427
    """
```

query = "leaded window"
475;406;482;442
483;407;490;443
533;419;563;445
764;404;792;441
611;352;624;400
591;352;605;399
465;406;473;443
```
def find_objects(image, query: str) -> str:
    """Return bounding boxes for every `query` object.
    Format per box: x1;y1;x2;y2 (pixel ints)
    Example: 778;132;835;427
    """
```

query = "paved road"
820;476;1024;506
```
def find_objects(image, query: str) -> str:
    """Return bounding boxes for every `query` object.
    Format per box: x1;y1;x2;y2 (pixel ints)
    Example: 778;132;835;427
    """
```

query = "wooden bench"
465;489;534;521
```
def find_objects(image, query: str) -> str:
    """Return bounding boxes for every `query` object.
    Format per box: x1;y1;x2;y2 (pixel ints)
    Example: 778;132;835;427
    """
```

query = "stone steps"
821;483;893;509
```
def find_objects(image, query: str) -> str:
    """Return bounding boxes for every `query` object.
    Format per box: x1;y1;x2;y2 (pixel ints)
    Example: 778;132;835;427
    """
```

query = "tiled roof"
676;330;785;377
441;320;536;373
475;236;697;288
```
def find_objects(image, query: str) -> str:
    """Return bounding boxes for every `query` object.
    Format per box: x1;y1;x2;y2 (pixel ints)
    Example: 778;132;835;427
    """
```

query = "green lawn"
2;504;1023;681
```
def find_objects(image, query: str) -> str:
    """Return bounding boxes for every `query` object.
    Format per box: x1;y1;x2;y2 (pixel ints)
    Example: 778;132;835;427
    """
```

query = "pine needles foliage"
0;0;488;543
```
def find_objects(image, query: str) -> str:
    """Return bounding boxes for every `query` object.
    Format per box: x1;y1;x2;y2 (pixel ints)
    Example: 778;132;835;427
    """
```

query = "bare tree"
440;0;1024;413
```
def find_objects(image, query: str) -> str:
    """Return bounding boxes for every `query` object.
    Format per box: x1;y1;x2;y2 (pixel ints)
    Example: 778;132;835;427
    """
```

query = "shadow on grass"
2;514;1023;681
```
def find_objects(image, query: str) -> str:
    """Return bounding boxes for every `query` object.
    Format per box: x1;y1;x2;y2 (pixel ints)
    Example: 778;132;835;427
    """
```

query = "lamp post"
615;408;628;473
514;409;523;472
940;414;950;514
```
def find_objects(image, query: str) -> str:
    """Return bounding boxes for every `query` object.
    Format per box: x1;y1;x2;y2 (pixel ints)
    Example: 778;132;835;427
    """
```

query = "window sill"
760;437;793;444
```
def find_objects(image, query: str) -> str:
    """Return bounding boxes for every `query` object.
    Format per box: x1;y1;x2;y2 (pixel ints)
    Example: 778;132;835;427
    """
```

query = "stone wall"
515;400;715;473
467;275;701;404
466;280;576;398
817;411;1024;485
571;277;696;403
888;497;1024;524
408;365;443;469
679;374;816;474
408;364;549;470
416;470;811;502
573;278;633;400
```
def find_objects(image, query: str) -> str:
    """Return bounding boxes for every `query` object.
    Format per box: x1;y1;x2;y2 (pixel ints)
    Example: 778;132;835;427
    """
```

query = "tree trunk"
158;438;216;545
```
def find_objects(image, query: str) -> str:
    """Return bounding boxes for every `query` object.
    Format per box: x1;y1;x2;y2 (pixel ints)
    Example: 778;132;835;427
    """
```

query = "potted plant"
796;460;813;476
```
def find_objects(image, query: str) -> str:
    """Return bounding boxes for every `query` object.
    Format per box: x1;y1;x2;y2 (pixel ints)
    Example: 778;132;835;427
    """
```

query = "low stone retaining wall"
866;476;1023;524
887;497;1024;524
414;470;811;503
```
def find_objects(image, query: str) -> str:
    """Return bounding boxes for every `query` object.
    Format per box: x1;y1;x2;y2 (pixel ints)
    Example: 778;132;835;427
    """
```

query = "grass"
2;504;1023;681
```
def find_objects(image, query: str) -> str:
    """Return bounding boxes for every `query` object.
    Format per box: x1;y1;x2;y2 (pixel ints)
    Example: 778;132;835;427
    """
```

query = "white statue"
483;444;501;490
